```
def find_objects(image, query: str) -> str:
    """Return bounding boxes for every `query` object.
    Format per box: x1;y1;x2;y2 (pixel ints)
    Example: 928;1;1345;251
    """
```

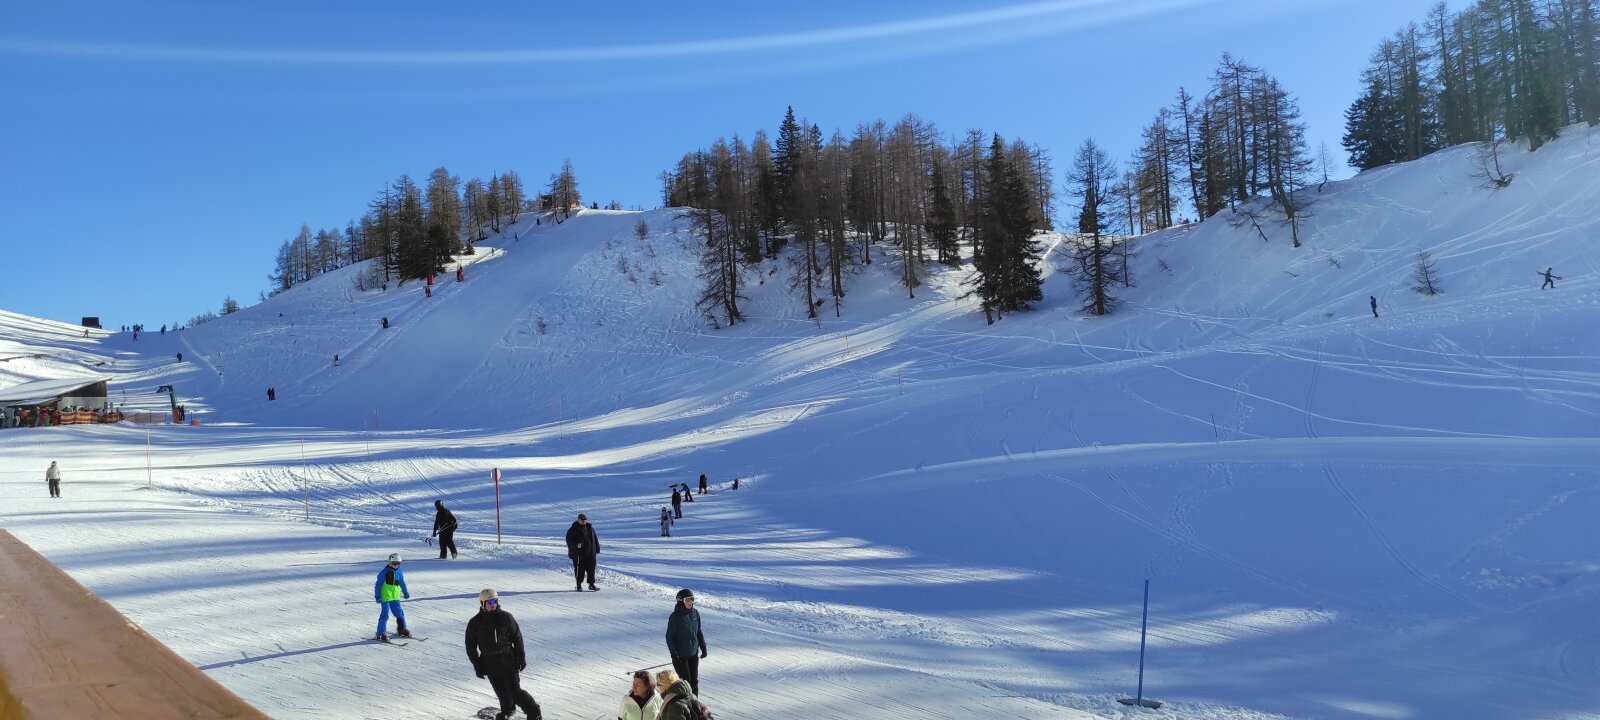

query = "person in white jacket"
618;669;663;720
45;461;61;498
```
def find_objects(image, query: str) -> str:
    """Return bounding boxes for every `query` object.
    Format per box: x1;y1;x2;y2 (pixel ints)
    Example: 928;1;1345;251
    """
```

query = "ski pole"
621;661;674;677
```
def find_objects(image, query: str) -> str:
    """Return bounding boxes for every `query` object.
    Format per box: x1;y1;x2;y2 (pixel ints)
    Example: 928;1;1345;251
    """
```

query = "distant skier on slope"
432;500;458;559
660;507;673;537
680;482;693;503
1540;267;1562;289
698;473;708;495
1369;295;1379;318
671;486;683;519
373;553;411;641
46;461;61;498
465;588;543;720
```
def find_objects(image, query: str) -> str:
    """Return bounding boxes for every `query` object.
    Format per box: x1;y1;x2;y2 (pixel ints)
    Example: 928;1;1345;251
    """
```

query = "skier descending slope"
374;553;411;641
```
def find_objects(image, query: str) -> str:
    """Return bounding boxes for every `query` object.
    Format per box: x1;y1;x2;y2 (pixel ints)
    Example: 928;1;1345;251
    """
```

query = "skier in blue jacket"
374;552;411;641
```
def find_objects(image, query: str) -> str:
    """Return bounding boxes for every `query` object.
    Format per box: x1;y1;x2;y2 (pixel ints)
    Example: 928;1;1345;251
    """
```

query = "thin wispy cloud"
1;0;1207;66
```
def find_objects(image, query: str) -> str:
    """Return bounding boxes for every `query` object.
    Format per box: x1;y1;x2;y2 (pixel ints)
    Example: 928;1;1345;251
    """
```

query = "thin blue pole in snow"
1136;578;1150;707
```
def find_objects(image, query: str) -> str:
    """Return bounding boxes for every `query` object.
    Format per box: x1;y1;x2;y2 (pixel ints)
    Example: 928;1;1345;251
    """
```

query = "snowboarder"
619;670;664;720
1369;295;1379;318
432;500;458;559
671;487;683;519
333;354;340;367
1540;267;1562;289
465;588;543;720
267;387;276;401
373;553;411;641
665;589;707;696
660;507;673;537
45;461;61;498
698;473;707;495
565;513;600;591
681;482;693;503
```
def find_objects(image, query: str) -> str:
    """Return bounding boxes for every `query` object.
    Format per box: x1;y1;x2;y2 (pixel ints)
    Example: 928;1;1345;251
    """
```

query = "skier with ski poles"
1540;267;1563;289
373;553;411;641
432;500;458;559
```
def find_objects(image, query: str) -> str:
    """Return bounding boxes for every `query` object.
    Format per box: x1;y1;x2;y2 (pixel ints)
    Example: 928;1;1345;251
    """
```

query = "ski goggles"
484;598;499;607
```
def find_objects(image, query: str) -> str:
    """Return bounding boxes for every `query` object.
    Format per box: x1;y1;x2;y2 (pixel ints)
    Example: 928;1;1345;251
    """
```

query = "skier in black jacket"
671;487;683;519
465;589;542;720
565;513;600;591
432;500;458;559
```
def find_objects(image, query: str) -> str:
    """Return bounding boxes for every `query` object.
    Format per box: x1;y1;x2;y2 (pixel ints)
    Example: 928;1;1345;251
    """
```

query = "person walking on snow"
333;353;340;367
373;553;411;640
655;669;706;720
1369;295;1379;318
1540;267;1562;289
45;461;61;498
681;482;693;503
665;589;708;696
698;473;708;495
565;513;600;591
619;669;664;720
671;486;683;519
660;507;673;537
465;588;543;720
432;500;458;559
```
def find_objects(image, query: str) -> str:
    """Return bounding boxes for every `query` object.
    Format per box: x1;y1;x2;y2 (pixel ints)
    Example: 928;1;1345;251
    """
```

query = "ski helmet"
676;588;695;601
388;553;402;564
479;588;498;602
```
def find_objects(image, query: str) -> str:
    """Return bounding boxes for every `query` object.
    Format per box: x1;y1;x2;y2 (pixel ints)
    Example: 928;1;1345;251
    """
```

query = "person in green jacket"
654;669;699;720
374;552;411;640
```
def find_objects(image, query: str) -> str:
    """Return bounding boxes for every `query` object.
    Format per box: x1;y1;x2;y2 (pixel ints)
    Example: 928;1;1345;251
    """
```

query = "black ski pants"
48;479;60;498
672;501;682;519
437;529;457;559
572;555;596;587
671;653;701;697
484;662;540;719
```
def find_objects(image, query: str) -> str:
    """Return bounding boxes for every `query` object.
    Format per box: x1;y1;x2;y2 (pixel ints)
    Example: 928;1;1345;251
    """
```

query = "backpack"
685;698;715;720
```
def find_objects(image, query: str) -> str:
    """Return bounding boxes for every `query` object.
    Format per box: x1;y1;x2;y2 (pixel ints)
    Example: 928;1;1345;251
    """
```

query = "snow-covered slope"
3;126;1599;720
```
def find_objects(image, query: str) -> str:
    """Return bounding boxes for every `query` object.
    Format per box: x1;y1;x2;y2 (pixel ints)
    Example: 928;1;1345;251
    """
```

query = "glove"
517;661;526;672
476;670;485;679
700;646;708;659
403;593;410;599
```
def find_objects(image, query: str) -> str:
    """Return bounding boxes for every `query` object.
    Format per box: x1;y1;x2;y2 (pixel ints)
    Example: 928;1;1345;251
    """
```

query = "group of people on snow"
662;473;734;537
385;486;723;719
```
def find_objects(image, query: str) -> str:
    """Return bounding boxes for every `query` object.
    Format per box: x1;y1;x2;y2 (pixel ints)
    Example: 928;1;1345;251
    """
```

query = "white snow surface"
4;126;1600;720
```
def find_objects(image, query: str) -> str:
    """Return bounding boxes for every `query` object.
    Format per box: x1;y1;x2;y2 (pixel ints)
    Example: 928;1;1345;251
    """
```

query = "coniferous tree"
1412;248;1442;294
545;160;580;211
425;167;462;270
221;296;240;315
486;174;504;233
1067;139;1128;316
501;170;525;224
926;160;960;266
968;134;1043;324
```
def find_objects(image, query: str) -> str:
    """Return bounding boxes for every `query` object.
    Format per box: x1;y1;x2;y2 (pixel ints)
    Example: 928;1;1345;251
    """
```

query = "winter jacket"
665;604;705;659
374;564;408;602
432;504;457;535
671;489;682;506
657;680;697;720
566;521;600;560
617;691;663;720
45;464;60;481
465;608;527;671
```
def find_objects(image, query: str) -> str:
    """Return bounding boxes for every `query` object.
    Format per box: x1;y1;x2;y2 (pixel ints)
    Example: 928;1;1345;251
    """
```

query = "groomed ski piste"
3;126;1599;720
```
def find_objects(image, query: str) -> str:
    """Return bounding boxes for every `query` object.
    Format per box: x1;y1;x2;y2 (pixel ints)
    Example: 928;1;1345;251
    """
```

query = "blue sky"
1;0;1463;327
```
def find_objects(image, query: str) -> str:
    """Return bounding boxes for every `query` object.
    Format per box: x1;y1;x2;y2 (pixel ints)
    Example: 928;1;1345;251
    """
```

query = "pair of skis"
370;634;427;647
